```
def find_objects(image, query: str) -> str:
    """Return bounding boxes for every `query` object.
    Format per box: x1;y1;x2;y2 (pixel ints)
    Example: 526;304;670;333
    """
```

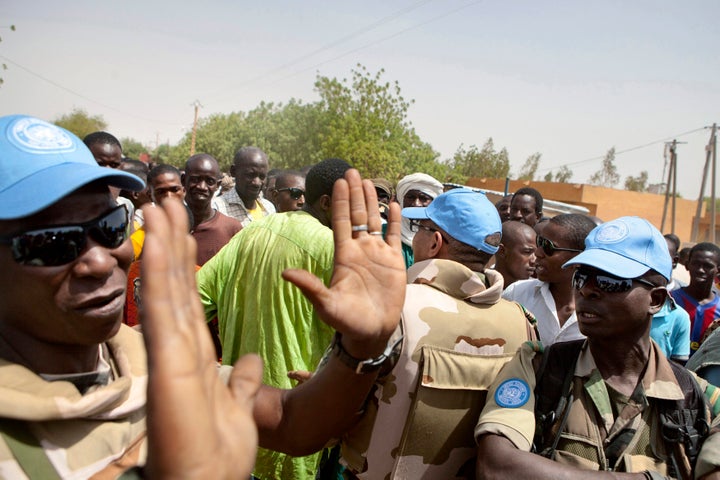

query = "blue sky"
1;0;718;198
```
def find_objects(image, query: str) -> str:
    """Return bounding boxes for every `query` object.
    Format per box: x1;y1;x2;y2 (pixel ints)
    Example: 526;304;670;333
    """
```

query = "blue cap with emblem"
401;187;502;254
0;115;145;220
562;216;672;281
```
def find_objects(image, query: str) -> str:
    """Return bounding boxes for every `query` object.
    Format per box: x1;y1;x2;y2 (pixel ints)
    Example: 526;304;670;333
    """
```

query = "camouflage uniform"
339;258;536;479
0;325;148;478
475;340;720;477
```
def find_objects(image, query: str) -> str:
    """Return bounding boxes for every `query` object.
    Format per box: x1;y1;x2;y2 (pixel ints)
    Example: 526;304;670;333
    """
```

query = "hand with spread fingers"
141;200;263;479
282;168;406;358
139;168;407;476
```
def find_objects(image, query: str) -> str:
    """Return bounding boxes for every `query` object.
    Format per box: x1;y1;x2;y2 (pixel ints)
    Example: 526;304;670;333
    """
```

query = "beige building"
468;178;711;245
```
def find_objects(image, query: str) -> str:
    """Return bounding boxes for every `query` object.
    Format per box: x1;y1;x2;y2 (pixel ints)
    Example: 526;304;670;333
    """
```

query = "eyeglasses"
187;175;220;187
0;206;130;267
276;187;305;200
536;235;583;256
408;219;449;240
572;267;657;293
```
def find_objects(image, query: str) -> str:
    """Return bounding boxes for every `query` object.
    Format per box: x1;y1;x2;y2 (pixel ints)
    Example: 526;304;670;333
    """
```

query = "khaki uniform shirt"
475;340;720;478
340;259;537;479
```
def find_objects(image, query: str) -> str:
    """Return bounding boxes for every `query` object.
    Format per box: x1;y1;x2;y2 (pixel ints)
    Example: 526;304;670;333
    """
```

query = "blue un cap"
563;216;672;281
0;115;145;220
402;188;501;254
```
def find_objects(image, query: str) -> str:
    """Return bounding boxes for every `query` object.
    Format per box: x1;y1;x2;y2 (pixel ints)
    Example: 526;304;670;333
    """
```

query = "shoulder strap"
660;361;711;479
532;340;585;457
0;419;61;480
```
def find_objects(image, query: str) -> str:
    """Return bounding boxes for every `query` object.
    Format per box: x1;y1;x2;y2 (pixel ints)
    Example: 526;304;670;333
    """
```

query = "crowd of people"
1;114;719;480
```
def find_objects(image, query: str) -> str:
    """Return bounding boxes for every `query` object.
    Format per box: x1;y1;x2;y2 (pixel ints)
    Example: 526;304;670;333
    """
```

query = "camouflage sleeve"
694;415;720;478
474;342;541;451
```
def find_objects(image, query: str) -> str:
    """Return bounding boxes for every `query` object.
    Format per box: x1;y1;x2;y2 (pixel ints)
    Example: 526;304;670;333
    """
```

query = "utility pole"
692;125;718;242
660;140;687;235
190;100;203;156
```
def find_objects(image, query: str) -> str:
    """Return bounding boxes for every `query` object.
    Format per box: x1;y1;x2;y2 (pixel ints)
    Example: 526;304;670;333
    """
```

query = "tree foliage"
518;152;541;180
543;165;573;183
53;108;108;140
588;147;620;188
624;170;649;192
449;139;510;181
120;137;149;159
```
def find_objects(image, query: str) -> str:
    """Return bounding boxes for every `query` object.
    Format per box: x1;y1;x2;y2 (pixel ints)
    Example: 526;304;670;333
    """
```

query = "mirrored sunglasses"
572;267;657;293
0;205;130;267
276;187;305;200
536;235;583;256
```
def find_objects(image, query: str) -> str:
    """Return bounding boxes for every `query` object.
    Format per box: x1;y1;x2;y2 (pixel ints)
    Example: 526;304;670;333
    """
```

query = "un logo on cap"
595;221;629;244
10;117;75;153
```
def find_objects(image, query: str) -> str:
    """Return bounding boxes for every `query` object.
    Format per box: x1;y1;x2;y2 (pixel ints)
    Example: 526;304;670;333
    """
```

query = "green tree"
53;108;108;139
588;147;619;188
543;165;573;183
449;139;510;180
624;171;649;192
120;137;149;159
517;152;541;180
314;64;439;180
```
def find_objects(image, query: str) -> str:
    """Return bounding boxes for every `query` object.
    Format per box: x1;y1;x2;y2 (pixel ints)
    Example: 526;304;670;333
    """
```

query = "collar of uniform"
407;258;503;305
574;340;684;401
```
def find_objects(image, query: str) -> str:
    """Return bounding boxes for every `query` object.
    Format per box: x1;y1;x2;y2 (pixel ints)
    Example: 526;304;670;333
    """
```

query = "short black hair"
513;187;543;214
120;158;149;181
185;153;219;172
275;170;305;189
232;146;267;168
83;131;122;151
549;214;597;250
148;164;182;185
690;242;720;264
305;159;352;205
664;233;681;254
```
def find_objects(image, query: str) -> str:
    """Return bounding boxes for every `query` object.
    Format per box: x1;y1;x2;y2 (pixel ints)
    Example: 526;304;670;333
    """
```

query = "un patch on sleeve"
494;378;530;408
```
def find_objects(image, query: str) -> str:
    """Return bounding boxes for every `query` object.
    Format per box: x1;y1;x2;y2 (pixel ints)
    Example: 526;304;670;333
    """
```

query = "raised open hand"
140;200;262;479
282;168;406;357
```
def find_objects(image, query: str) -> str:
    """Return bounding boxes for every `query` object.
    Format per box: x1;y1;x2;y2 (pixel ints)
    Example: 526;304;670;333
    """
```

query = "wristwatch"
331;331;403;374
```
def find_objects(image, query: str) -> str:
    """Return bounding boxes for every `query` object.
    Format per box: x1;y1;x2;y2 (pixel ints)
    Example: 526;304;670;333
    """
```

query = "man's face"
504;227;537;281
184;159;220;210
574;266;660;339
0;185;133;349
403;189;433;208
89;143;123;169
496;196;512;222
272;175;306;213
665;239;679;269
510;194;540;226
231;154;268;203
533;222;578;284
151;173;185;203
688;250;720;288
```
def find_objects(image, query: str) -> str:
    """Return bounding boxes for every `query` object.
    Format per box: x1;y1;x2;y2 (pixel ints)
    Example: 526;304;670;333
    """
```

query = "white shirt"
502;278;585;346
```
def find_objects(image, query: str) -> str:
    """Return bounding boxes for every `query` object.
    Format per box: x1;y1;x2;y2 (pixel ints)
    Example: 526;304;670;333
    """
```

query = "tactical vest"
532;340;711;479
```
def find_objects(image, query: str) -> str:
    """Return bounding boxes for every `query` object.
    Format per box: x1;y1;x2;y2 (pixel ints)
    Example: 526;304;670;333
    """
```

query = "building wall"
469;178;701;244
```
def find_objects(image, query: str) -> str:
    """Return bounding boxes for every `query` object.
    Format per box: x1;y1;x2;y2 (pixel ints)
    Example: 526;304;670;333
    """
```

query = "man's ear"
319;194;331;212
497;243;507;258
427;231;444;259
536;212;543;221
229;164;236;178
648;286;669;316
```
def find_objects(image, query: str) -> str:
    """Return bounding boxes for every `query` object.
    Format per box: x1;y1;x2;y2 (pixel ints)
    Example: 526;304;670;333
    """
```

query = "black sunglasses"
0;205;130;267
536;235;583;256
572;267;657;293
276;187;305;200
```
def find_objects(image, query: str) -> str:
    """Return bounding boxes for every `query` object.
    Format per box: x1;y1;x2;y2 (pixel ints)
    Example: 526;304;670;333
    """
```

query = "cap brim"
563;248;651;278
401;206;430;219
0;163;145;220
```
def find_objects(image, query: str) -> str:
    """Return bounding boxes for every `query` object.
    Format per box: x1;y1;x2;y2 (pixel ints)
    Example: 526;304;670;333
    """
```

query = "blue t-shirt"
650;297;691;360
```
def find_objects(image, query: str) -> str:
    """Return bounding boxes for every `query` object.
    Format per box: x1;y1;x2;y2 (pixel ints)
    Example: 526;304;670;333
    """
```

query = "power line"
536;127;707;174
204;0;482;107
0;54;186;126
202;0;437;105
